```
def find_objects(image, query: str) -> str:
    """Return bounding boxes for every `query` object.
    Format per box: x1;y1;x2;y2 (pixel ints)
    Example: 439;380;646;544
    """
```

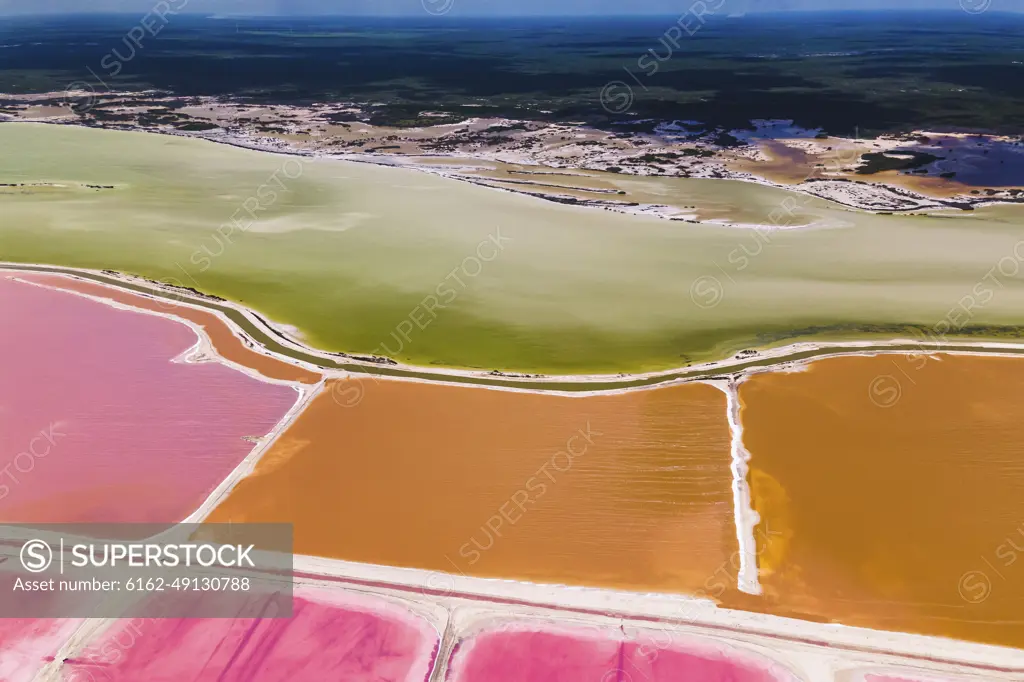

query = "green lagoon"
4;122;1024;373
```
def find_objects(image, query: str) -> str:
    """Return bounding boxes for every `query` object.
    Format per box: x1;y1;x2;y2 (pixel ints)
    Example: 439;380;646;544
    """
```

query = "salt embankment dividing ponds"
0;275;299;523
43;588;993;682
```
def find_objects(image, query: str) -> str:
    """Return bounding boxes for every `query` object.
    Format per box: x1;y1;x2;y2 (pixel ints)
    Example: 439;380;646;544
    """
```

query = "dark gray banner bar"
0;523;293;618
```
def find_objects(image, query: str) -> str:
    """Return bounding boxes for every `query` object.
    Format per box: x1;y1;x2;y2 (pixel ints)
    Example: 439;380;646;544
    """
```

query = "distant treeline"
1;12;1022;135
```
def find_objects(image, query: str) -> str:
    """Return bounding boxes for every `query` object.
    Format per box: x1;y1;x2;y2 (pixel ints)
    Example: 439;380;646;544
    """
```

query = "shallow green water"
3;122;1024;373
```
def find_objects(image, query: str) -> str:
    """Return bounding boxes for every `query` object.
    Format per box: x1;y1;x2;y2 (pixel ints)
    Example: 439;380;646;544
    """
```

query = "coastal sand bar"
739;353;1024;649
208;378;736;594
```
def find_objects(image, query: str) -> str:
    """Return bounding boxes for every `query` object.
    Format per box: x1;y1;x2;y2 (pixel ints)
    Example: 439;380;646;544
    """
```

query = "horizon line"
2;8;1021;18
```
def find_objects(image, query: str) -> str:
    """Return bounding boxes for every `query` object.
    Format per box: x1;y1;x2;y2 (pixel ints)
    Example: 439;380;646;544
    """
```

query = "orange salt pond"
18;273;320;385
208;378;736;594
738;353;1024;649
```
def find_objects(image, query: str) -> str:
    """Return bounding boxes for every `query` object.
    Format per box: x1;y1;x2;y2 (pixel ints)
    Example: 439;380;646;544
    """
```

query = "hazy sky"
0;0;1019;15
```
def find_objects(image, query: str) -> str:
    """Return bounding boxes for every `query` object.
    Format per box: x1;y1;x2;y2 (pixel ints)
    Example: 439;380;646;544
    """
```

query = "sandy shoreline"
96;123;1024;225
5;97;1024;227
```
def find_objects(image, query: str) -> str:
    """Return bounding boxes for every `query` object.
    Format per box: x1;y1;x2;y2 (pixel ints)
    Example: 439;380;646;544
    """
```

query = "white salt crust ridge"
718;378;762;596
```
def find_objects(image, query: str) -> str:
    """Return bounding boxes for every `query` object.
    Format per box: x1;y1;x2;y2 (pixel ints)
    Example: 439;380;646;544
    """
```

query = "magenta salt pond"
0;617;81;682
448;625;797;682
0;276;299;523
61;588;439;682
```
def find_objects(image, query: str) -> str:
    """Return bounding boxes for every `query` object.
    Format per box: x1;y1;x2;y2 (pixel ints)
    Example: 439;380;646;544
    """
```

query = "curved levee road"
7;261;1024;393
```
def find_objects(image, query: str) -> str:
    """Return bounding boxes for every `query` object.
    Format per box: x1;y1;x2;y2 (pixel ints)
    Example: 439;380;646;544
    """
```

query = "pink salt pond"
61;589;438;682
450;629;621;682
0;276;299;523
0;618;82;682
448;625;795;682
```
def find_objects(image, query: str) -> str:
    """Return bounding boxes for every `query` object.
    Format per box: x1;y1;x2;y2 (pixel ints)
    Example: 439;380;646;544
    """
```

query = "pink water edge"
448;626;797;682
0;276;298;523
0;617;82;682
61;588;439;682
